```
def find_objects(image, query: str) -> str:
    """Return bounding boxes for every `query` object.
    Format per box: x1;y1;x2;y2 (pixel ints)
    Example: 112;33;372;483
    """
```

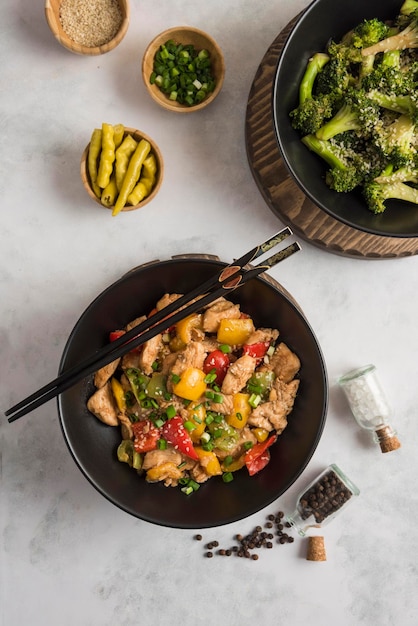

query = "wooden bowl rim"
45;0;130;56
142;25;225;113
80;127;164;212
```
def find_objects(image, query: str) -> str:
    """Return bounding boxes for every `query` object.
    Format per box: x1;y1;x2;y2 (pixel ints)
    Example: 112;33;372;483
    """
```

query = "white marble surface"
1;1;418;624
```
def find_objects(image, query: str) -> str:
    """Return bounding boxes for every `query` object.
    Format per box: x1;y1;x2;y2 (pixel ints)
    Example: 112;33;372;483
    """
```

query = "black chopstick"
5;232;300;423
5;227;291;419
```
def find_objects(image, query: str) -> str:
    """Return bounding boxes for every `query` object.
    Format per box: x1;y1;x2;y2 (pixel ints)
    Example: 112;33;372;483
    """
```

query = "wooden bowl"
142;26;225;112
80;127;164;213
45;0;130;56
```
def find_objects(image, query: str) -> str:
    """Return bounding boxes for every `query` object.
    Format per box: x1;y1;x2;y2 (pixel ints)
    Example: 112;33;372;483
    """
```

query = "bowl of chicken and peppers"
58;257;327;529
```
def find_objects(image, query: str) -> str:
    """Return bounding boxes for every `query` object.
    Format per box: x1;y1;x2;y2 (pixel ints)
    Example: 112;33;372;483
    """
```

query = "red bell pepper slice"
242;341;270;360
203;350;230;384
244;434;277;476
109;330;125;342
161;416;199;460
132;420;161;453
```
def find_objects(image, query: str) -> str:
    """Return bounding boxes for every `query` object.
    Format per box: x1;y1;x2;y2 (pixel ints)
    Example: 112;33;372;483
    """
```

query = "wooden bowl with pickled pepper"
142;26;225;112
80;125;164;215
45;0;130;56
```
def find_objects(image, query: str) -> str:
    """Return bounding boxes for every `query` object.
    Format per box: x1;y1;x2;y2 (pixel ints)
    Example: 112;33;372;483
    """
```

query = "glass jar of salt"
338;364;401;453
286;464;360;536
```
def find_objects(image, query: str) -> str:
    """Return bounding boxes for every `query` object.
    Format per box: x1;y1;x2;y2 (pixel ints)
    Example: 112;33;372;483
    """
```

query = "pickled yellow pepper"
112;139;151;216
96;123;116;189
115;134;138;191
101;173;118;207
113;123;125;149
127;153;157;205
87;128;102;198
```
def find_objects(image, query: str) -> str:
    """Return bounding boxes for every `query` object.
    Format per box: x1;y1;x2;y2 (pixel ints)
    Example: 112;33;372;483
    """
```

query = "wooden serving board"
245;18;418;259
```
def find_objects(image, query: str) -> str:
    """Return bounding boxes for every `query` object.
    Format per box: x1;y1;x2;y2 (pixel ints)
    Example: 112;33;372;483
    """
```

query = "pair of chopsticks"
5;227;301;423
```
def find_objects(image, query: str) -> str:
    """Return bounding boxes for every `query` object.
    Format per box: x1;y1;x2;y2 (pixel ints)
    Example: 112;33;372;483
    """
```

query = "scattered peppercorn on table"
2;0;418;625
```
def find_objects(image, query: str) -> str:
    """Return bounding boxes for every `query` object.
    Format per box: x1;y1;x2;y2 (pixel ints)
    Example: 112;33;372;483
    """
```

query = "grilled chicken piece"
156;293;182;311
138;334;163;374
269;342;301;383
221;354;257;395
246;328;279;345
125;315;146;331
93;358;120;389
87;381;119;426
248;378;300;432
142;447;183;470
206;394;234;416
202;298;241;333
169;341;206;383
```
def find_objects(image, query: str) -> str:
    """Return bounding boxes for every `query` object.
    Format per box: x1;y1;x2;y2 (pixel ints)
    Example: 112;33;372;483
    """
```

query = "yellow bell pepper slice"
253;427;270;443
111;377;126;412
226;392;251;429
176;313;202;344
186;402;207;443
195;447;222;476
217;317;255;346
172;367;207;402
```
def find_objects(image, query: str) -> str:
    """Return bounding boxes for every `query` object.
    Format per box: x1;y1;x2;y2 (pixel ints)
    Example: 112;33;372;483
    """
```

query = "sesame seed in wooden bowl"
45;0;130;56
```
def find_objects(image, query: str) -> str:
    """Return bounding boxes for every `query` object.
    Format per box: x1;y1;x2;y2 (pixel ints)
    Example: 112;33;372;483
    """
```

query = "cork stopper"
306;536;326;561
376;426;401;453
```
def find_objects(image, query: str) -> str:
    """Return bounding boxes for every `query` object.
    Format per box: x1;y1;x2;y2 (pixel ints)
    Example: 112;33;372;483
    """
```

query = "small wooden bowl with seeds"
45;0;130;56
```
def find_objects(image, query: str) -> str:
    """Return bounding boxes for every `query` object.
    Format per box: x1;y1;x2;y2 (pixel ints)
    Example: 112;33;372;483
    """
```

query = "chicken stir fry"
87;294;301;493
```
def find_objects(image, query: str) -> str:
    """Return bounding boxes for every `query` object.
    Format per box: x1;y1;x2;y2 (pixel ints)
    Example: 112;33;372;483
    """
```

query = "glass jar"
338;364;401;453
286;464;360;536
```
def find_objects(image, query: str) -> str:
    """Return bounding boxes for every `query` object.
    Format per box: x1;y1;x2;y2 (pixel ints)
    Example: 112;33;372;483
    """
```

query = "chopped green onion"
157;438;167;450
213;393;223;404
151;360;159;371
244;441;253;451
224;455;233;466
151;40;216;106
219;344;231;353
249;393;262;408
205;414;214;425
200;432;211;443
181;486;194;495
202;441;214;451
184;420;196;432
177;461;187;469
171;373;181;384
213;414;223;423
165;404;177;419
154;418;165;428
204;372;217;384
222;472;234;483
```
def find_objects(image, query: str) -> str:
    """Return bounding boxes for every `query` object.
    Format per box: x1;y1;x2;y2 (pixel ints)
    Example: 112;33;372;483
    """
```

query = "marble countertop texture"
1;1;417;625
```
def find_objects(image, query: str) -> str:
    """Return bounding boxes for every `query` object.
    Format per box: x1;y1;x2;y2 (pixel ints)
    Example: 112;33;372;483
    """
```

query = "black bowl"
273;0;418;238
58;257;328;528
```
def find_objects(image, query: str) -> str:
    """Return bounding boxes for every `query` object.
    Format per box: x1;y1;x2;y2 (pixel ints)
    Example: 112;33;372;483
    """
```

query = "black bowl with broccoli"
273;0;418;237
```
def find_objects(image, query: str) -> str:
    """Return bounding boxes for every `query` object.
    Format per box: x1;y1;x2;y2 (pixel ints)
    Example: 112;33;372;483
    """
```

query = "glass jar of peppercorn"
286;464;360;536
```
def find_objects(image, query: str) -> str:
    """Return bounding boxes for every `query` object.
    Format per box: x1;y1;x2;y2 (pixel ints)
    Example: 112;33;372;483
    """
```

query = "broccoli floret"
315;88;380;140
361;18;418;56
351;18;391;49
301;134;365;192
289;53;336;134
315;46;353;96
290;94;336;134
373;113;417;167
362;178;418;213
374;164;418;183
366;90;418;120
298;53;330;103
